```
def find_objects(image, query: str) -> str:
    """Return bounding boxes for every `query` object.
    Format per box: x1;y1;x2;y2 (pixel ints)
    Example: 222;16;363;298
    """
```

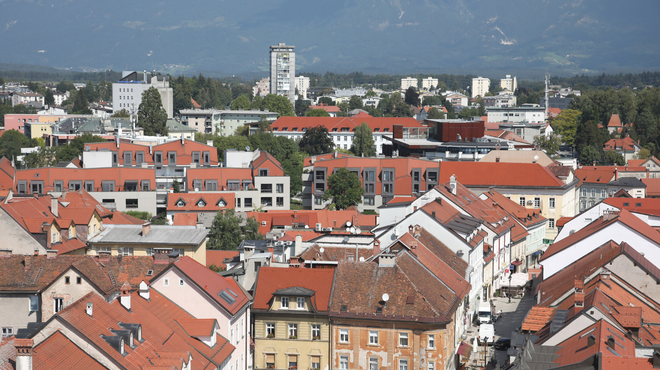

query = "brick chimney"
142;222;151;237
119;281;131;310
574;279;584;308
46;249;57;259
24;255;32;271
14;338;34;370
0;249;11;259
154;250;169;264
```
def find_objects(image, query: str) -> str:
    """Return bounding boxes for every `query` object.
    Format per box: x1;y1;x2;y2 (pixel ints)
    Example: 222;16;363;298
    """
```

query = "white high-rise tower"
269;43;296;105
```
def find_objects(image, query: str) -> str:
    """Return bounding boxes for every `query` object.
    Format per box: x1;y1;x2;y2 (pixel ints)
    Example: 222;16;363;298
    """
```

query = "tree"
427;107;445;119
295;97;310;116
23;146;58;168
56;133;108;162
575;120;601;155
404;87;420;106
56;81;74;93
318;97;334;106
171;178;182;193
533;133;561;155
552;109;582;147
348;95;363;111
262;94;294;117
365;90;377;98
305;109;330;117
138;87;168;136
299;126;334;155
322;168;365;210
386;93;413;117
230;94;251;110
111;109;131;118
350;122;376;157
0;130;33;163
44;89;55;106
207;209;262;250
637;148;652;160
251;95;264;110
422;95;443;106
603;150;625;165
579;145;601;166
70;90;92;114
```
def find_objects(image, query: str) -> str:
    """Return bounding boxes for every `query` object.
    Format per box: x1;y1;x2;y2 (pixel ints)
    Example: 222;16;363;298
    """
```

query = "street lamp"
508;273;512;303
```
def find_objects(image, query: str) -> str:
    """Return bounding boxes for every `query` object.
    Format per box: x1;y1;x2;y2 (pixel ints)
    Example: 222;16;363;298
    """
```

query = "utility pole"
544;73;550;122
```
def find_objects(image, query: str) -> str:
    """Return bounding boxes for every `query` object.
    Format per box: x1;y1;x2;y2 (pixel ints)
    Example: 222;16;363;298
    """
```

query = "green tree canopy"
171;178;182;193
0;130;33;163
56;133;108;162
422;96;443;106
295;97;310;116
230;94;251;110
299;126;335;155
637;147;652;160
552;109;582;147
318;97;334;106
603;150;625;165
305;109;330;117
404;87;420;106
23;146;58;168
207;209;262;250
111;109;131;118
138;87;168;136
70;90;92;114
533;133;561;156
579;145;601;166
262;94;294;117
350;122;376;157
426;107;445;119
386;93;413;117
322;168;365;210
348;95;363;111
44;89;55;106
365;90;377;98
56;81;74;93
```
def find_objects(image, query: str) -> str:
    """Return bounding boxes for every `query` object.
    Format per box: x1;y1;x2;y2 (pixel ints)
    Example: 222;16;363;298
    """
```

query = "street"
490;293;536;368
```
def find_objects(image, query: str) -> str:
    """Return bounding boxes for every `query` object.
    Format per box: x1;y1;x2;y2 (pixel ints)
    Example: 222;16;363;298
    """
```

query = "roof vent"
340;305;348;312
587;334;596;347
101;335;125;355
218;290;236;305
146;270;153;276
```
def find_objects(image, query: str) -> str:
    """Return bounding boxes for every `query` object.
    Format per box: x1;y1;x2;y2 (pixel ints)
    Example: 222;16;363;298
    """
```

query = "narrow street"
490;292;536;368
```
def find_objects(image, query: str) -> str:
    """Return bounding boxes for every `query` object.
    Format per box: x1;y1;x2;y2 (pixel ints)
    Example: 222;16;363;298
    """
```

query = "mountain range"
0;0;658;78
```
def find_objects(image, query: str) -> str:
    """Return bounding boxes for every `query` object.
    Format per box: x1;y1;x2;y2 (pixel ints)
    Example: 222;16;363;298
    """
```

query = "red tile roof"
172;213;198;226
85;139;219;166
641;178;660;198
553;320;634;367
480;189;546;229
303;152;353;167
206;250;239;269
607;113;622;128
14;167;156;193
521;307;556;332
246;209;378;236
253;267;335;311
176;318;217;337
603;137;639;151
386;196;418;205
250;151;285;177
167;192;235;212
311;104;340;113
33;331;106;370
603;197;660;216
271;116;424;133
171;257;250;315
438;162;569;188
574;167;616;184
298;244;373;263
0;157;15;191
278;230;323;242
106;210;147;225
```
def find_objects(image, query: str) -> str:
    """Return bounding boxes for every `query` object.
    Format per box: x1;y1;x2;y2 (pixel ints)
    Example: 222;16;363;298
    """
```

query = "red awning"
511;260;523;266
457;341;472;357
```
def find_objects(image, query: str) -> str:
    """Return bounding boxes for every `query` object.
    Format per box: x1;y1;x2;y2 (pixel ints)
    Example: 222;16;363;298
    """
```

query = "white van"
478;302;492;324
478;324;495;344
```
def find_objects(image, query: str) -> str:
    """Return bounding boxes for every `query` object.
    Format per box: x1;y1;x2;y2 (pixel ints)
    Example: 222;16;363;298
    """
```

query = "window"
205;180;218;191
163;278;170;287
369;330;378;344
124;181;138;191
54;181;63;192
192;179;202;190
136;152;145;165
288;355;298;369
266;323;275;338
65;276;70;284
369;357;378;370
519;197;526;206
266;354;275;369
364;196;375;205
54;297;64;313
259;169;268;176
428;361;435;370
29;296;38;312
192;151;200;164
76;277;82;284
276;197;284;207
315;171;325;180
281;297;289;309
230;328;234;345
314;197;323;205
203;151;210;165
69;180;82;191
297;297;305;309
340;355;349;370
340;329;349;343
383;169;393;181
399;332;409;347
84;180;94;192
125;199;138;209
288;323;297;339
261;197;272;207
549;197;556;209
534;197;540;208
1;328;13;339
399;359;409;370
581;188;587;197
364;183;375;193
123;151;133;166
549;218;555;229
245;198;252;207
236;198;241;208
311;356;321;369
276;183;284;193
154;152;163;165
601;189;607;198
141;180;151;191
101;181;115;192
383;183;393;194
167;152;177;165
261;184;272;193
428;334;435;349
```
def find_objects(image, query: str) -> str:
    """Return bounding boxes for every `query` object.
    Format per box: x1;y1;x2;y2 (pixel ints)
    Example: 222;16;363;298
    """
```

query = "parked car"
494;337;511;350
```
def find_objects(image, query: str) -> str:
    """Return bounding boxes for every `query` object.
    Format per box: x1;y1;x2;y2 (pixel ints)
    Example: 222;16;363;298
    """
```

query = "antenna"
382;293;389;302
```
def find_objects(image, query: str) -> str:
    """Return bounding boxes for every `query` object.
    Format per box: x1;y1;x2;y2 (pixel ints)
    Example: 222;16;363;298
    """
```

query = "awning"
457;341;472;357
512;260;523;266
531;251;541;257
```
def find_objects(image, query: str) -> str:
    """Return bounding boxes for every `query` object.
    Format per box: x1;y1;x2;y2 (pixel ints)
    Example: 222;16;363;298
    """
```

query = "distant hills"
0;0;659;78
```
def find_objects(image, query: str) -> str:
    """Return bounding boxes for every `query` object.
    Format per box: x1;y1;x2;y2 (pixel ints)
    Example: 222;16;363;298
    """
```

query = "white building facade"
269;43;296;105
500;75;517;92
401;77;418;90
421;77;439;90
471;77;491;98
113;71;174;118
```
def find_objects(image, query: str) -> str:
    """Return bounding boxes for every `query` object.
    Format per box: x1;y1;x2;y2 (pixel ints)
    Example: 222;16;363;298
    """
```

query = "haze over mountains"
1;0;658;78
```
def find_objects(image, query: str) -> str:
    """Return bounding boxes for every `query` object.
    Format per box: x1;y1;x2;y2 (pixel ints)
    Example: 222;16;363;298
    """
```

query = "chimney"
294;234;303;256
33;249;39;256
379;254;396;267
168;251;180;264
432;211;436;219
86;302;93;316
46;249;57;259
207;140;213;146
154;250;169;264
24;255;32;270
373;239;381;257
139;281;150;300
0;249;11;259
14;338;33;370
50;196;58;217
119;281;131;310
142;222;151;237
408;225;414;233
606;337;615;350
450;174;457;195
574;279;584;308
267;244;274;255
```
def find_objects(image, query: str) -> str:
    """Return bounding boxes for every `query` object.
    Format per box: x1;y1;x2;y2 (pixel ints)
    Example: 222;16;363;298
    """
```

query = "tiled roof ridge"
395;252;449;317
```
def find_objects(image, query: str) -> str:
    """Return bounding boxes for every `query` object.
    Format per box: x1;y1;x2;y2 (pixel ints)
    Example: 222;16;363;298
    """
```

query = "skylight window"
227;288;238;297
146;270;153;276
218;290;236;305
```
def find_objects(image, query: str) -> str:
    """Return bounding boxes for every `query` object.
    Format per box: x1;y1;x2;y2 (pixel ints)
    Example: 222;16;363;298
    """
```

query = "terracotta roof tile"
553;320;635;367
303;152;353;167
298;244;373;263
167;193;235;212
32;331;106;370
521;306;556;332
603;137;639;151
253;267;335;311
176;318;217;337
416;228;468;277
107;210;147;225
438;162;569;188
206;250;239;269
607;114;622;128
271;117;424;133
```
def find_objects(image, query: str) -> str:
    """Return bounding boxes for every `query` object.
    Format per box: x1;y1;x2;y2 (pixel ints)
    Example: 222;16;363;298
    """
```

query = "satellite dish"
319;247;324;253
346;221;352;227
350;226;356;234
359;256;365;262
382;293;390;302
342;236;349;243
356;228;361;234
346;228;350;233
245;146;251;151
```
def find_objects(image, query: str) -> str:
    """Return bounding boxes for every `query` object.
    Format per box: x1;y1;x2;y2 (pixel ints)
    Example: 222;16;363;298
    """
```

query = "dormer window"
281;297;289;309
177;200;185;207
197;200;206;207
297;297;305;309
217;199;226;207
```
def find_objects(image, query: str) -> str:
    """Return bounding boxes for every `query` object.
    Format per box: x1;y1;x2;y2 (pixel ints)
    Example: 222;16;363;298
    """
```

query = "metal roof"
89;224;208;245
